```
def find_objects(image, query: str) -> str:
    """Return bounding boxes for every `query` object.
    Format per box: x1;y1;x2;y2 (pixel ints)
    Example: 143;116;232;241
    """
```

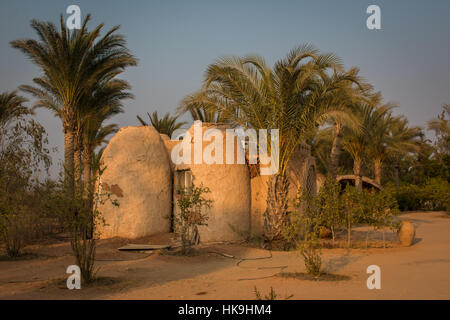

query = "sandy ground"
0;211;449;300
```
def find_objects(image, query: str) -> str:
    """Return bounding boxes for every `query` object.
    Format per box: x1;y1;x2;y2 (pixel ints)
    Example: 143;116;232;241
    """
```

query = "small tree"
46;167;117;284
364;189;400;248
300;191;323;276
284;188;323;276
0;106;51;258
174;184;212;255
340;186;364;248
317;176;344;246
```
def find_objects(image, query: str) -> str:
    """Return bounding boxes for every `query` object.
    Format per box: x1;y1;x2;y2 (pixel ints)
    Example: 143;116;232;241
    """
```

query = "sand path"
0;211;448;299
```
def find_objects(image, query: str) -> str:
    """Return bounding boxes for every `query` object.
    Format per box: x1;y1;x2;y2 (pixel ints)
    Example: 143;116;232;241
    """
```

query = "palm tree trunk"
74;131;83;194
353;158;362;190
82;146;95;239
63;124;75;194
329;122;343;179
83;147;92;197
263;173;290;244
394;157;400;187
374;158;382;185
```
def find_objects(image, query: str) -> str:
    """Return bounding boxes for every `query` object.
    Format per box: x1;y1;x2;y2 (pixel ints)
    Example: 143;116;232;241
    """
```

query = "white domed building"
97;126;172;239
97;122;317;242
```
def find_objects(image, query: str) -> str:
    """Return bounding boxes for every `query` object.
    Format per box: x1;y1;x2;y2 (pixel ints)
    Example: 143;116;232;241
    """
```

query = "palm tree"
324;74;371;178
84;123;118;191
79;78;133;194
384;116;422;186
342;101;391;189
0;91;30;129
136;111;186;137
366;105;397;185
180;45;360;242
368;112;421;185
427;104;450;162
178;91;226;123
11;14;137;192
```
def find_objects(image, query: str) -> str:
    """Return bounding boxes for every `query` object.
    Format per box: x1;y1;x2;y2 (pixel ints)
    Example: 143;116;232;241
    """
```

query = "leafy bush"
340;185;399;247
300;241;322;276
174;184;212;255
0;115;51;257
0;214;27;257
340;186;364;247
283;187;323;275
386;178;450;211
285;177;400;251
43;167;117;284
316;176;342;245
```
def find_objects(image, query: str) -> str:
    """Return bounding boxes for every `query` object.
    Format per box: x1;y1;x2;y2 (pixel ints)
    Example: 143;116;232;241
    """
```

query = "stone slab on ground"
118;244;171;251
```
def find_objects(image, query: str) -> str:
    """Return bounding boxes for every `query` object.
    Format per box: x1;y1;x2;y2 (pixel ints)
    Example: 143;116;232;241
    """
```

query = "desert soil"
0;211;449;300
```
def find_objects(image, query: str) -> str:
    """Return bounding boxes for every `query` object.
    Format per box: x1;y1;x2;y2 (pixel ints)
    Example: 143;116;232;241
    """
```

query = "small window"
175;169;192;194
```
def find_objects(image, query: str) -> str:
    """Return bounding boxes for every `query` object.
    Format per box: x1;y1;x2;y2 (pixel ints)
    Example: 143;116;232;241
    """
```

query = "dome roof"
98;126;172;238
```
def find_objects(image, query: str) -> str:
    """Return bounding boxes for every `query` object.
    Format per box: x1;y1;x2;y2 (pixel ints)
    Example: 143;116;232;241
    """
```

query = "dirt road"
0;211;448;299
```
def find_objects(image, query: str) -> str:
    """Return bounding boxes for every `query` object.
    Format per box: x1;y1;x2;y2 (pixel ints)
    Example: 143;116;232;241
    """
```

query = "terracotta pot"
397;220;415;246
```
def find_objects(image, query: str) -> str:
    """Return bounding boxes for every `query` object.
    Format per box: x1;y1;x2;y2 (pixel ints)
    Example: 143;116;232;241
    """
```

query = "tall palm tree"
11;14;137;192
384;116;422;186
180;45;359;242
84;123;118;192
342;101;391;189
363;102;422;185
323;73;371;178
136;111;186;137
427;104;450;161
0;91;30;129
366;105;397;185
81;79;133;194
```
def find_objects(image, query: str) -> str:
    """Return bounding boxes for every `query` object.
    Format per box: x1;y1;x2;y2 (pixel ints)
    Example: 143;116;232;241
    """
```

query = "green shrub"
44;167;117;284
287;178;400;250
283;187;323;275
0;213;27;257
174;184;212;255
317;177;342;245
386;178;450;211
0;115;51;257
300;241;322;276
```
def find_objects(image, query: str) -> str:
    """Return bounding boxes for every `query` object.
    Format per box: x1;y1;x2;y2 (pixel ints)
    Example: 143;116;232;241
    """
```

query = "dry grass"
278;272;351;282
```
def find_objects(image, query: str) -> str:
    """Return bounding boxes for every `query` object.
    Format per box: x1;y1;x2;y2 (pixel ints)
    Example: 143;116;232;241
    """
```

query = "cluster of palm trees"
316;93;423;188
10;15;137;196
175;45;362;240
175;44;423;241
3;12;433;243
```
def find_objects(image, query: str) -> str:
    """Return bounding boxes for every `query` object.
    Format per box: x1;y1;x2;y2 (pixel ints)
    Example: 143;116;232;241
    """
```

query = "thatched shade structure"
336;175;383;191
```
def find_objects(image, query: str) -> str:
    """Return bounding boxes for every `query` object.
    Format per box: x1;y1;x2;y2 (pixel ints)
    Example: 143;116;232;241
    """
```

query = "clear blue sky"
1;0;449;173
